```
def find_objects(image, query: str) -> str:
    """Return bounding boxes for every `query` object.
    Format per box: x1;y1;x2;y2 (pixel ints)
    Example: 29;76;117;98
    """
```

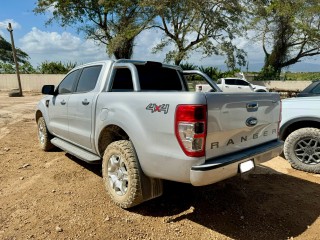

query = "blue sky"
0;0;319;71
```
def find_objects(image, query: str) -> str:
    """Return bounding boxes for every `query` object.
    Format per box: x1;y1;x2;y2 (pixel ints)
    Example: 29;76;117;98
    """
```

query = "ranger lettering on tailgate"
211;129;277;149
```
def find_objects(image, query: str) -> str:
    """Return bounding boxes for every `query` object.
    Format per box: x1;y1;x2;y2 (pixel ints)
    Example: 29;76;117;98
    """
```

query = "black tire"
102;140;144;208
37;117;54;151
284;127;320;173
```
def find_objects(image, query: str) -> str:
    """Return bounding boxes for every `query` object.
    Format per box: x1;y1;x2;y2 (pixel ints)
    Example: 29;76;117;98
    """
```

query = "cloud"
133;28;169;62
19;27;109;66
0;19;21;36
0;19;21;30
16;26;267;70
133;28;250;67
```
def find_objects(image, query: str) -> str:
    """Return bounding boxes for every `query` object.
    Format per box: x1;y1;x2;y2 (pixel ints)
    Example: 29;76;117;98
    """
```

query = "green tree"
37;61;77;74
0;62;15;73
149;0;247;67
35;0;155;59
179;63;198;70
198;66;224;80
20;62;37;74
251;0;320;79
0;35;29;64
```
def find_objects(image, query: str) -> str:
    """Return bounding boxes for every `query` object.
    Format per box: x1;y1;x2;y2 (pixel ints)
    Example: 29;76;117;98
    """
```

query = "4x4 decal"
146;103;169;114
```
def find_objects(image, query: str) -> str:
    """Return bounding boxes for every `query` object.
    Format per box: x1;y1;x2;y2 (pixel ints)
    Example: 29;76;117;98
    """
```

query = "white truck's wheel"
284;128;320;173
37;117;54;151
102;140;144;208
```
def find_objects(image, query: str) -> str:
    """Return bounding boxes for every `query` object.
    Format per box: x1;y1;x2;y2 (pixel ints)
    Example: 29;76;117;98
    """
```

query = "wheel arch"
97;124;130;156
280;117;320;140
35;110;43;122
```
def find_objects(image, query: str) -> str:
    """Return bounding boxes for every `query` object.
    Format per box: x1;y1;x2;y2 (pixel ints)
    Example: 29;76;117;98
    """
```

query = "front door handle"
82;99;90;105
61;100;66;105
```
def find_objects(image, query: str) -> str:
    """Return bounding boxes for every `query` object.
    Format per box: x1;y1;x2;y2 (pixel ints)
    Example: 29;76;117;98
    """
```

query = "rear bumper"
190;140;283;186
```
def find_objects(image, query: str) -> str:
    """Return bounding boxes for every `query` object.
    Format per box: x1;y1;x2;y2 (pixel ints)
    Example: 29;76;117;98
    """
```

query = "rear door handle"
61;100;66;105
82;99;90;105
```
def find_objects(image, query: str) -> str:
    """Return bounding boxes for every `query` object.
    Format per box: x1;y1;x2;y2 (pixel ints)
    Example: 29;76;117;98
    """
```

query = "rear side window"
111;68;134;91
136;65;183;91
76;65;102;92
57;70;79;94
236;79;250;86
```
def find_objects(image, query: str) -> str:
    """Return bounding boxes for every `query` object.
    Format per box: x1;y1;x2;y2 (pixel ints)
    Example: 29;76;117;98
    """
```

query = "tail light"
277;100;282;138
175;105;207;157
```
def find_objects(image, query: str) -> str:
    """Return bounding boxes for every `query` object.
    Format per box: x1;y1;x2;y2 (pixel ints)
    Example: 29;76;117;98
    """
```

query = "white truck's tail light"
175;105;207;157
278;100;282;137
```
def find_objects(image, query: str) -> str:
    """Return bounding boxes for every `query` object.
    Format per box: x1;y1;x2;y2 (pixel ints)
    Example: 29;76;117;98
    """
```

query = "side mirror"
42;85;55;95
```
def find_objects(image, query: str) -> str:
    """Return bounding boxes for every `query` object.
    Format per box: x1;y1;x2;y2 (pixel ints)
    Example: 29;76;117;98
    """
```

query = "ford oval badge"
246;117;258;127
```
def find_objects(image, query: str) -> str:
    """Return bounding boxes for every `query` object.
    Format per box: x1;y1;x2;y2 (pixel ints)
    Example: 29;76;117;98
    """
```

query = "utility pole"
7;22;23;97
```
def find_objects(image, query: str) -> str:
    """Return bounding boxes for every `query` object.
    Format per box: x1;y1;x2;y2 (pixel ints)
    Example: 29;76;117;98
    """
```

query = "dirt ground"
0;91;319;240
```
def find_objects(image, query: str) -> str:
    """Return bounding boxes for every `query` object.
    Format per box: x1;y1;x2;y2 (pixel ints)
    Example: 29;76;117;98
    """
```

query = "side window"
57;70;79;94
236;79;250;86
225;79;236;85
76;65;102;93
311;83;320;94
137;65;183;91
111;68;134;92
217;79;222;84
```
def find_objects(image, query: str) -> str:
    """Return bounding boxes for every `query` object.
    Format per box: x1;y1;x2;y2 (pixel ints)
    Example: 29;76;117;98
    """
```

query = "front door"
48;69;80;139
68;65;102;150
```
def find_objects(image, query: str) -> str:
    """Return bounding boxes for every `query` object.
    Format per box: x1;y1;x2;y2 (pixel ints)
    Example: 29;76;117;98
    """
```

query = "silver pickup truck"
36;60;283;208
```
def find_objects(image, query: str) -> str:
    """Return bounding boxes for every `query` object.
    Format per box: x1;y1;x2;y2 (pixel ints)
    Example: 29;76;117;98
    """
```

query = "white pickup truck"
280;96;320;173
36;60;283;208
196;77;268;93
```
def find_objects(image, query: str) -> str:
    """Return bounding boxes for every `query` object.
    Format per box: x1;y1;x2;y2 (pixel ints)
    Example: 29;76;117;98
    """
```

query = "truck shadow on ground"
134;166;320;240
66;154;319;240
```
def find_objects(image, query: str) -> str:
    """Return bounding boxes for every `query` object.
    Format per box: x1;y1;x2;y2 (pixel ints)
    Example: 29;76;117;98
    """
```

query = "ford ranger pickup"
36;60;283;208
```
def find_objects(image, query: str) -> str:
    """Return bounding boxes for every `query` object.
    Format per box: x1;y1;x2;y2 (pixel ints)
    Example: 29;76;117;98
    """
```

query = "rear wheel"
284;128;320;173
102;140;144;208
37;117;54;151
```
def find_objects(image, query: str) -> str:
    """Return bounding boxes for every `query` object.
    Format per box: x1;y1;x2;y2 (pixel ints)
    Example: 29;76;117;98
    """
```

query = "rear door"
68;65;102;150
204;92;281;159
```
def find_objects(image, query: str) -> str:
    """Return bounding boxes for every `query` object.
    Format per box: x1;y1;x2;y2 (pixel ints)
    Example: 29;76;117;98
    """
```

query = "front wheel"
102;140;144;208
284;128;320;173
37;117;54;151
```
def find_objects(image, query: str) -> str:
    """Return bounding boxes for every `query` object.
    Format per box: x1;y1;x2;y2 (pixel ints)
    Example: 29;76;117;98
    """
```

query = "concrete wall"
0;74;65;92
251;80;311;91
0;74;312;92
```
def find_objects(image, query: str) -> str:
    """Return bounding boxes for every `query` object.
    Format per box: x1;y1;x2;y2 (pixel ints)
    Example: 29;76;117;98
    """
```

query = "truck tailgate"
205;92;281;159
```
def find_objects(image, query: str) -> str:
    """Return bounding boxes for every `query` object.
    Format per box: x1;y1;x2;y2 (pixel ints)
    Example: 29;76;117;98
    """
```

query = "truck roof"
73;59;182;71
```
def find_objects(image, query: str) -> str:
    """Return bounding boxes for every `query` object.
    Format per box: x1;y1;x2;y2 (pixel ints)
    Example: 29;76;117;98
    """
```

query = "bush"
37;61;77;74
